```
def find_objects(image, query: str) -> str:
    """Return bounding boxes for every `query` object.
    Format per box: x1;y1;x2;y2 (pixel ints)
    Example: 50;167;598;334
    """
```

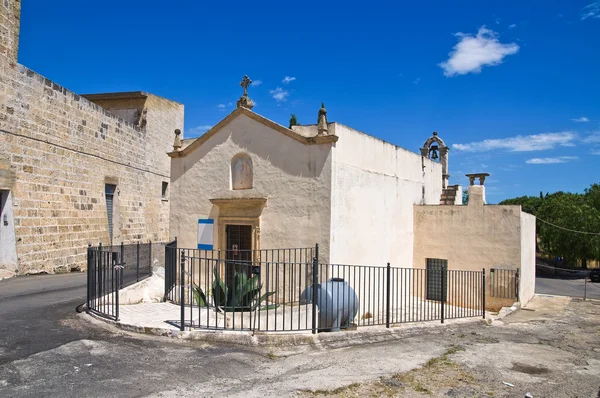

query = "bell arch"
421;132;449;188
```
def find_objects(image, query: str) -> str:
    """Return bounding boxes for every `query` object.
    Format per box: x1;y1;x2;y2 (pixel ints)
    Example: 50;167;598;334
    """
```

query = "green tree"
462;189;469;205
500;183;600;268
289;114;298;128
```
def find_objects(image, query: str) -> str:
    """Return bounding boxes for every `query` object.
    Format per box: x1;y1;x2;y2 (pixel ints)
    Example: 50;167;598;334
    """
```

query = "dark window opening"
162;182;169;200
105;184;116;243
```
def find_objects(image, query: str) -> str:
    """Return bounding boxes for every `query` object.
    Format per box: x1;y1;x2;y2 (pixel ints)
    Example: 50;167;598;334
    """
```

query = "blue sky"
18;1;600;203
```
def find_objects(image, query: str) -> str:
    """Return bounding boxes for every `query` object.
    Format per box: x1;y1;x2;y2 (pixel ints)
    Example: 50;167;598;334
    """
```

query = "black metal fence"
489;268;519;301
165;244;485;333
87;241;167;320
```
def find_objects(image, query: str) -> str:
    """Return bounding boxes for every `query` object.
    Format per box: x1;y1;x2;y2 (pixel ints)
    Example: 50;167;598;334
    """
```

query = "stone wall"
0;0;19;65
0;3;183;274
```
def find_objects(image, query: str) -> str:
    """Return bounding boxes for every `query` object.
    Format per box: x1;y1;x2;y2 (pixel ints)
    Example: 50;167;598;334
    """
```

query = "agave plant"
193;267;278;312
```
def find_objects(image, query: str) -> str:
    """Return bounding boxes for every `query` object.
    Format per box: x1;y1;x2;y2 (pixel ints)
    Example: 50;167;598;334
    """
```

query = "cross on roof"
240;75;252;96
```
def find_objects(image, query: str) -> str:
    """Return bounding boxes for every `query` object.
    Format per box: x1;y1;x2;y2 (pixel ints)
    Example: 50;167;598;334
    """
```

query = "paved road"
0;273;253;397
536;276;600;300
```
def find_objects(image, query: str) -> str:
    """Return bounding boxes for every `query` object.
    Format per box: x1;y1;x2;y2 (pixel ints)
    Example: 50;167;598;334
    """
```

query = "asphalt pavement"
535;276;600;300
0;273;257;397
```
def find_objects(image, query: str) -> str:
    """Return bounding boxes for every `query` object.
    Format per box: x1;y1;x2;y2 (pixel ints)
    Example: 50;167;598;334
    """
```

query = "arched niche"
231;153;253;190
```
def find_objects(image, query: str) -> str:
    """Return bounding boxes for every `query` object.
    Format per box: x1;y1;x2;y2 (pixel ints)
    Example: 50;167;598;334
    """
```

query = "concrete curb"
85;311;493;353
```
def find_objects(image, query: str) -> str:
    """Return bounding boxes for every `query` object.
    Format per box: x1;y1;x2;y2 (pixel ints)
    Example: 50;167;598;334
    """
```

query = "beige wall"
413;204;535;310
0;29;183;273
169;113;333;260
520;212;536;305
329;123;442;267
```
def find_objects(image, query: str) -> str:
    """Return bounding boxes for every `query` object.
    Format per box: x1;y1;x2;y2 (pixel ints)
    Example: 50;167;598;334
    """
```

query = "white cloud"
508;23;517;28
526;156;578;164
413;78;421;84
453;132;577;152
216;104;226;109
270;87;289;102
439;26;520;77
581;1;600;20
250;80;262;87
571;116;589;122
582;133;600;143
282;76;296;84
591;150;600;155
186;125;212;137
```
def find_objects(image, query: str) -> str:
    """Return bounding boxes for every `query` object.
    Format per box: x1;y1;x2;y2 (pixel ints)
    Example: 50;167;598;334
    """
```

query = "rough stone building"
0;1;183;275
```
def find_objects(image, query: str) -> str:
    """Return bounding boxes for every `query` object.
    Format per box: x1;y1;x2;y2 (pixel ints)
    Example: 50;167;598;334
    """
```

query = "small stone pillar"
317;103;328;136
466;173;489;206
172;129;182;151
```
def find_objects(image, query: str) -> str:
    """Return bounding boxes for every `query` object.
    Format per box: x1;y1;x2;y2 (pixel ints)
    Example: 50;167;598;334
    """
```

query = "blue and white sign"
197;219;214;250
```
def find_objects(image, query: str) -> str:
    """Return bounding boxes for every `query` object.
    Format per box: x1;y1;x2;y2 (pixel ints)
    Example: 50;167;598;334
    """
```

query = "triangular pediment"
168;107;337;158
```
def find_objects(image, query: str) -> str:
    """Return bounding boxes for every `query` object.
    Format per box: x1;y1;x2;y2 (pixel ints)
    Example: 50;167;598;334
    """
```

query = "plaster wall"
329;123;442;267
413;204;531;310
169;113;333;261
519;211;537;305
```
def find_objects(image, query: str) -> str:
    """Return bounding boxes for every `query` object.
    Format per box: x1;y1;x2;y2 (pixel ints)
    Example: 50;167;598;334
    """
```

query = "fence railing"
87;241;167;320
489;268;519;301
165;244;485;333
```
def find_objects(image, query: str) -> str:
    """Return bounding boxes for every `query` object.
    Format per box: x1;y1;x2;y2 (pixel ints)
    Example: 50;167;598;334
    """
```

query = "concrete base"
0;268;15;280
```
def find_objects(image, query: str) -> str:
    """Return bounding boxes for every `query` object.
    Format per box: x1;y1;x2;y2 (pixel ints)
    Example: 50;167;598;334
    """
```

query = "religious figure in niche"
232;155;253;190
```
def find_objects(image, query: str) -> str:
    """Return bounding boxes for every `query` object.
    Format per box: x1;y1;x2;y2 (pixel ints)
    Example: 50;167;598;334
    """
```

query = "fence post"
386;262;391;328
87;243;91;309
98;242;103;299
115;254;120;321
584;275;587;301
440;265;445;324
119;242;124;289
149;240;152;275
136;241;140;282
180;249;186;332
312;243;319;335
482;268;486;319
515;269;520;302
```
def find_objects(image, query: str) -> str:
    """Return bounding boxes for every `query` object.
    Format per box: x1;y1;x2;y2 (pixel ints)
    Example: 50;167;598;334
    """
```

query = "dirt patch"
511;362;550;375
299;346;497;397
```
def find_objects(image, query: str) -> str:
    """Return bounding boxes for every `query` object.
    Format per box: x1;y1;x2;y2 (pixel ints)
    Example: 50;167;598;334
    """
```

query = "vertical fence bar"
120;242;124;289
180;249;186;331
386;262;391;328
115;253;120;321
312;244;319;334
482;268;486;318
149;240;152;276
515;269;520;302
87;244;91;309
136;241;140;282
440;265;446;324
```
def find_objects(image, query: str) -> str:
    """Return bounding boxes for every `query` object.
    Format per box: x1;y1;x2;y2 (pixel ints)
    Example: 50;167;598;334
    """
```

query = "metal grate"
426;258;448;301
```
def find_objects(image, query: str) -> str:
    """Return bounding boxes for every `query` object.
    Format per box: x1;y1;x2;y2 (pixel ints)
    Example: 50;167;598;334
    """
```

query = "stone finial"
173;129;182;151
317;102;328;136
236;75;255;110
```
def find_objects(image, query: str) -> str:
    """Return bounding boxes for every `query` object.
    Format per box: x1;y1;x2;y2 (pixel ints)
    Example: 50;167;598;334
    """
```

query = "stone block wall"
0;3;183;273
0;0;19;65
